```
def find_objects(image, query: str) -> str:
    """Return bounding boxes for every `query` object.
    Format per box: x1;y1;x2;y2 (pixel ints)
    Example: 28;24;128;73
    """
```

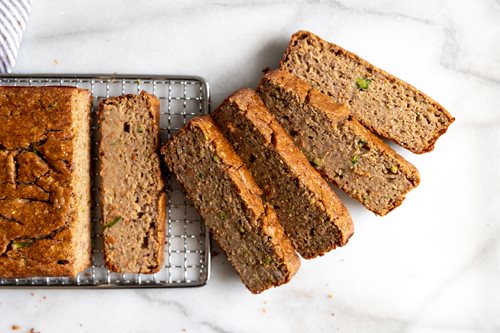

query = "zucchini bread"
258;70;420;216
0;86;92;278
280;30;455;154
212;89;353;258
98;91;166;273
162;116;300;293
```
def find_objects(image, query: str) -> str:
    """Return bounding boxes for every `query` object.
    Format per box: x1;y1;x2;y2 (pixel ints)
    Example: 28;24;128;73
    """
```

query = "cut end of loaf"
71;89;93;275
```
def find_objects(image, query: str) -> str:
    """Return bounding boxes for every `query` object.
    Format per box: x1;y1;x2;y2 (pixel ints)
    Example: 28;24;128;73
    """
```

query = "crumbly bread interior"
99;92;166;274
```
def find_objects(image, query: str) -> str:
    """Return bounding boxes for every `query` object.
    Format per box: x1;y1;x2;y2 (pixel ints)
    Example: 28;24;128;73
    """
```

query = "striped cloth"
0;0;31;73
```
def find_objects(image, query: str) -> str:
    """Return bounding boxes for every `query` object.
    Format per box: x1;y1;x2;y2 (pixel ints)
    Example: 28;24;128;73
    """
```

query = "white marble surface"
1;0;499;332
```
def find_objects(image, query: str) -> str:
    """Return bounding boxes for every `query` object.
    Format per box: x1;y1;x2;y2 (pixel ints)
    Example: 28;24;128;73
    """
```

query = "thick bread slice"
0;86;92;278
280;30;455;154
258;70;420;216
99;91;166;274
162;116;300;293
212;89;353;258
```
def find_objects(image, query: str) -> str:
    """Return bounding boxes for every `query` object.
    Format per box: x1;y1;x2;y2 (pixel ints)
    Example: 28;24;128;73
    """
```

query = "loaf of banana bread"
0;86;92;278
162;116;300;293
280;30;455;154
258;70;420;216
212;88;353;258
98;91;166;273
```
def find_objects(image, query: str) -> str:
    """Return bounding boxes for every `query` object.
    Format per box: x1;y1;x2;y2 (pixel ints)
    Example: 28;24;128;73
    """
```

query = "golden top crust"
0;86;88;149
261;70;351;124
0;86;91;277
261;70;310;105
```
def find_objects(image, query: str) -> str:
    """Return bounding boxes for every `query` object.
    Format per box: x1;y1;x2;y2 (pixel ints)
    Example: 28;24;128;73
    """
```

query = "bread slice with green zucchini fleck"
212;88;353;258
280;30;454;154
98;91;166;273
162;115;300;293
258;70;420;216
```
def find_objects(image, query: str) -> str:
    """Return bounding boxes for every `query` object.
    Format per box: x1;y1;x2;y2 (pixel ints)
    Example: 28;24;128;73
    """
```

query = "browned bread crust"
98;91;166;274
258;70;420;216
280;30;455;154
162;116;300;293
0;86;92;278
212;89;353;258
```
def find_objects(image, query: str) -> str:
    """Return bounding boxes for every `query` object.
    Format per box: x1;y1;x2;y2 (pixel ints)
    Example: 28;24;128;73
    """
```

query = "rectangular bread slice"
162;116;300;293
258;70;420;216
0;86;92;278
280;30;455;154
98;91;166;273
212;88;353;259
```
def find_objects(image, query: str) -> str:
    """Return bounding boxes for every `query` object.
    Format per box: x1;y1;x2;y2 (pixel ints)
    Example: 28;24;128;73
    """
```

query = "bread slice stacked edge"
280;30;455;154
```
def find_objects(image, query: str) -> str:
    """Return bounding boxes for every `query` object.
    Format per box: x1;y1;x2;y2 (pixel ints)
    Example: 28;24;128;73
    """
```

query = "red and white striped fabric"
0;0;31;73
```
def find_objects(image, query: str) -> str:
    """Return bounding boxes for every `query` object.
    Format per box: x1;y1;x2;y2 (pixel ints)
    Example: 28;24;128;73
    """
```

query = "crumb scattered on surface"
11;325;21;331
29;329;41;333
30;292;35;296
181;329;186;332
53;59;59;64
263;300;267;304
261;308;267;314
328;293;333;299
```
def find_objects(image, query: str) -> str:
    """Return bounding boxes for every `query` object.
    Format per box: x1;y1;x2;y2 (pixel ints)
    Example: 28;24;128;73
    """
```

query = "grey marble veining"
1;0;499;332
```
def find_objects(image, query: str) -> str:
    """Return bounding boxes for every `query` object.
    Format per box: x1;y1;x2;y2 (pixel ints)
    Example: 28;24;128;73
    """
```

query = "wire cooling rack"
0;74;211;288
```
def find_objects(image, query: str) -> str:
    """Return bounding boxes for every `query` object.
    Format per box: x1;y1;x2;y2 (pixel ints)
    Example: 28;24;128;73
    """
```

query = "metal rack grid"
0;74;211;288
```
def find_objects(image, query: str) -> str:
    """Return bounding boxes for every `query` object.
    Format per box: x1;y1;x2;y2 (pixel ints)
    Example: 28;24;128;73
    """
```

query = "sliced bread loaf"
162;116;300;293
280;30;455;154
0;86;92;278
258;70;420;216
98;91;166;273
212;88;353;258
